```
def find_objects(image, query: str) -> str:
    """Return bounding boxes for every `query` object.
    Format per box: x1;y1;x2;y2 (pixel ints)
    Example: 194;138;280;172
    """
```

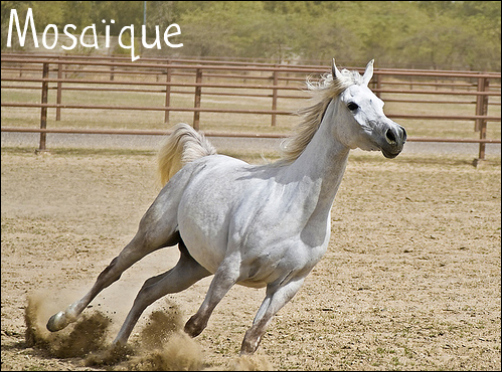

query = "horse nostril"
385;128;397;145
401;127;407;142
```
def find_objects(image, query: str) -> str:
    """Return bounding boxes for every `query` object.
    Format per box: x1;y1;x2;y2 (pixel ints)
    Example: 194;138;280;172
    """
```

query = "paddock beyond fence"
1;53;500;159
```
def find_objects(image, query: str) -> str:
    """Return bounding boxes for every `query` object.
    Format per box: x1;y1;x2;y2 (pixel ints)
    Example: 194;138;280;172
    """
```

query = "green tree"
1;1;500;70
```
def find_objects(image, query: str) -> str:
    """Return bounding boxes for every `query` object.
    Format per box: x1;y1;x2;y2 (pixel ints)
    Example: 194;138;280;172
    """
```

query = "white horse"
47;59;406;355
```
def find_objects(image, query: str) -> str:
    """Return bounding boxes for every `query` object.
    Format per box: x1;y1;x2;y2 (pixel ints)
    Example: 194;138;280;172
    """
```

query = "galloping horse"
47;59;406;355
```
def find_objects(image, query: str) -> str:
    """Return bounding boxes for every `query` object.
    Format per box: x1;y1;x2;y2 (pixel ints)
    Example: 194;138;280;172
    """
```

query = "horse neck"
282;99;350;209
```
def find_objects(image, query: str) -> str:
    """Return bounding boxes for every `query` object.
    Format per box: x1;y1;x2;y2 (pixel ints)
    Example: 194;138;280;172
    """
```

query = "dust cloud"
112;306;204;371
25;291;111;358
25;292;271;370
229;355;273;371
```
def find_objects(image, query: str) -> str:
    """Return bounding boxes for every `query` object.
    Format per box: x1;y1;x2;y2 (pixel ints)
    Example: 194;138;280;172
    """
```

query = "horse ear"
332;58;342;80
362;59;374;86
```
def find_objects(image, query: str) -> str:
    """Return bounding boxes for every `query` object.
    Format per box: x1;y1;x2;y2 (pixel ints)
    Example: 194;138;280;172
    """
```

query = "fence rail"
3;127;500;144
1;53;500;159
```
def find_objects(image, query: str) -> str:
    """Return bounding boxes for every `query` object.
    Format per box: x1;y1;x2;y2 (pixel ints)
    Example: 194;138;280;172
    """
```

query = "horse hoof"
46;311;67;332
184;316;204;338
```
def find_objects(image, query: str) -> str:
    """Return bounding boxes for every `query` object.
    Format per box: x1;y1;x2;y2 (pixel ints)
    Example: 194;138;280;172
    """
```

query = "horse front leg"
240;277;305;355
184;257;240;338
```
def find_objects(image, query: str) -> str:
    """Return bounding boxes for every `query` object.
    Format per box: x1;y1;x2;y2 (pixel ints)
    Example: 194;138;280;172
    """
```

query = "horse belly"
178;222;228;274
174;155;250;273
177;191;233;274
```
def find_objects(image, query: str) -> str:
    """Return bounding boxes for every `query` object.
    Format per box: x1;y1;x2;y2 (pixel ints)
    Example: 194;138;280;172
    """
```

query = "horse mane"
278;68;364;164
156;67;365;185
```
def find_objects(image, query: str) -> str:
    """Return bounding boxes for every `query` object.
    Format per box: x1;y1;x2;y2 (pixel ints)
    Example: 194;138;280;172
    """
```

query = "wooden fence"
1;53;500;159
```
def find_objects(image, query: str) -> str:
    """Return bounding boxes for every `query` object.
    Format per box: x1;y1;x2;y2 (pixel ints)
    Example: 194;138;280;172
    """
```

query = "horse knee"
133;277;161;308
96;241;150;287
96;257;123;285
142;274;162;290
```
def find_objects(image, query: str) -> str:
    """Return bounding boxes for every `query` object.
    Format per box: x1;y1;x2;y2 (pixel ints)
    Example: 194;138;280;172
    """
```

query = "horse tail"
157;123;217;187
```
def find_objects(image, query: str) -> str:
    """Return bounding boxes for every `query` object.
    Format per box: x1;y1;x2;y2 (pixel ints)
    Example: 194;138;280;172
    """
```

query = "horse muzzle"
380;125;407;158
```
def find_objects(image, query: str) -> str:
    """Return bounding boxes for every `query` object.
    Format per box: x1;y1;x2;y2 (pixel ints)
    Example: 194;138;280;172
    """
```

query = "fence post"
164;60;171;124
193;68;203;131
474;76;488;132
474;78;485;132
110;56;115;81
56;61;62;120
271;69;278;126
37;62;49;152
477;77;490;160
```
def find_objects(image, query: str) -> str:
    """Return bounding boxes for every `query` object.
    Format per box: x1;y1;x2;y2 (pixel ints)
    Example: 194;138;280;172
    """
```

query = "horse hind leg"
113;240;211;346
46;160;194;333
46;219;181;333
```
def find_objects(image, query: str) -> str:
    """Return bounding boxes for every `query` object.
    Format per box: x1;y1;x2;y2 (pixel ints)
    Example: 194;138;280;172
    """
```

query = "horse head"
331;58;407;158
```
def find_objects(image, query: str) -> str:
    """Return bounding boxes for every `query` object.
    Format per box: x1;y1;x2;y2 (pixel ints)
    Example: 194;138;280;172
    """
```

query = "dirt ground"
1;145;501;371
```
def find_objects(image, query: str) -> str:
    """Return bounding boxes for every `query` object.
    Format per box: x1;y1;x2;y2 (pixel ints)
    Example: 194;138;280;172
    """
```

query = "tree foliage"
1;1;500;71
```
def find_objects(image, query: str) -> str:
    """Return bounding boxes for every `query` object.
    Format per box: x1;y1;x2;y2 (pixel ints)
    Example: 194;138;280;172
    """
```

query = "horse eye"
347;102;359;111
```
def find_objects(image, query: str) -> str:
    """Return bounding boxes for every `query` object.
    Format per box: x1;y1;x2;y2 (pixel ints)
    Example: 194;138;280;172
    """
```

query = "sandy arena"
1;137;501;371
